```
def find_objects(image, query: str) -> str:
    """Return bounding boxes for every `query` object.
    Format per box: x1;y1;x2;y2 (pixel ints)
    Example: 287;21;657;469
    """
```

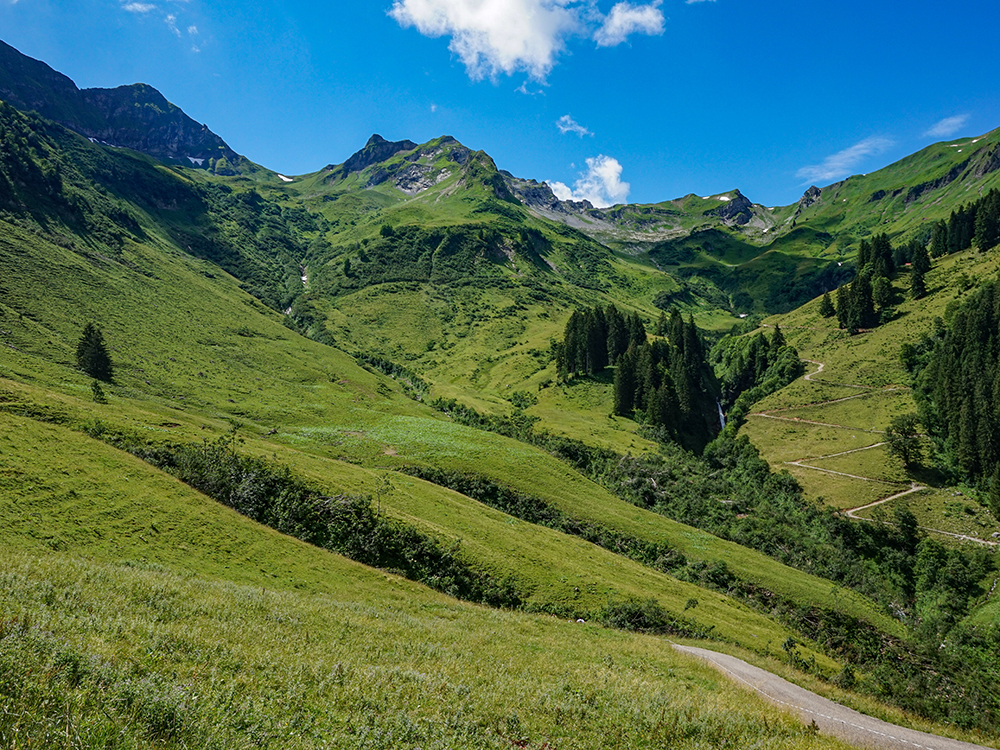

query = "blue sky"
2;0;999;207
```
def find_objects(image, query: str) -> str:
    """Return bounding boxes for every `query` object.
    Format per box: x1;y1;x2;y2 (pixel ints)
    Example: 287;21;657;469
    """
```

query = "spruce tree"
974;188;1000;251
910;243;930;300
910;263;927;300
76;322;113;382
819;291;836;318
770;324;786;354
930;220;948;258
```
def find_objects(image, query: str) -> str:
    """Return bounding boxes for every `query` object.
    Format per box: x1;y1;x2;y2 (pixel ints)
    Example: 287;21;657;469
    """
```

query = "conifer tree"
835;284;850;329
910;263;927;300
974;188;1000;251
770;324;786;353
930;220;949;258
910;243;930;300
819;291;836;318
873;276;893;310
76;322;113;382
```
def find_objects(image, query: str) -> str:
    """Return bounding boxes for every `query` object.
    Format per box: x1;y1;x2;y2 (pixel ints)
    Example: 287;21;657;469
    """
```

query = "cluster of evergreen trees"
907;278;1000;516
554;305;647;379
820;233;932;332
711;325;804;427
929;188;1000;257
612;310;720;452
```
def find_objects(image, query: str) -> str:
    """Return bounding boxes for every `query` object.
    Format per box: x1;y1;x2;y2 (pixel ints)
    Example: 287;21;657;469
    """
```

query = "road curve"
672;644;992;750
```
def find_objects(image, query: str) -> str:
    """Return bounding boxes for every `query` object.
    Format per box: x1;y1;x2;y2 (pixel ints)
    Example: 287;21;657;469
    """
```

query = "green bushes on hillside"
430;394;1000;731
82;423;523;608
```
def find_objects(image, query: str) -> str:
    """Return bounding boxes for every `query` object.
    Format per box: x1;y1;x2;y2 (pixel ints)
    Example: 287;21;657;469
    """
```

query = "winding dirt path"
673;644;992;749
844;484;927;520
750;360;998;547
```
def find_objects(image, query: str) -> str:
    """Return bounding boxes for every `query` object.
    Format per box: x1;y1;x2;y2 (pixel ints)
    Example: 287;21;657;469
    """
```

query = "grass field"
3;549;856;750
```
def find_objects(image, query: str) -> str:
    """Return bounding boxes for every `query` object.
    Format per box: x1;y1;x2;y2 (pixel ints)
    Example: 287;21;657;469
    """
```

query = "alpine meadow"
2;32;1000;750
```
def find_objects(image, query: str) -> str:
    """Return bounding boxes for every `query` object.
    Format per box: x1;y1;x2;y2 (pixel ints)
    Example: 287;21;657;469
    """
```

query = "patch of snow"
284;306;292;315
278;174;293;182
738;313;748;319
715;195;731;202
187;156;205;166
958;149;963;153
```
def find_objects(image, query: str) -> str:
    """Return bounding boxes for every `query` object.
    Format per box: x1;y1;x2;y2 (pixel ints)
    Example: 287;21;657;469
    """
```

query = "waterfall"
717;400;726;430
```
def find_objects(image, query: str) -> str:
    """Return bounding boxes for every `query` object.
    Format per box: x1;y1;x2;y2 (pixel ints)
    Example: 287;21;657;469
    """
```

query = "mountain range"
2;38;999;749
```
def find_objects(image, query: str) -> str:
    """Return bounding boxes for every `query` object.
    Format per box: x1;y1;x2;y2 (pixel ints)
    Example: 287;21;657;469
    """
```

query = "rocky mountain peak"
337;134;418;175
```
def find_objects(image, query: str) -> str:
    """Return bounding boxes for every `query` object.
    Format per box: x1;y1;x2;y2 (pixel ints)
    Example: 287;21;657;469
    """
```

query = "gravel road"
673;644;992;750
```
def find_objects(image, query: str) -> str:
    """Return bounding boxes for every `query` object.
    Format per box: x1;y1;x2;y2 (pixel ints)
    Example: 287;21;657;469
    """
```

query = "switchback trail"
672;644;993;750
845;484;927;520
749;360;999;546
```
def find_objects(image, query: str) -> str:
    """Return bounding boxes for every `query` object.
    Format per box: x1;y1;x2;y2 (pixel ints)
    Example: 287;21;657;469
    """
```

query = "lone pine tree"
76;322;113;382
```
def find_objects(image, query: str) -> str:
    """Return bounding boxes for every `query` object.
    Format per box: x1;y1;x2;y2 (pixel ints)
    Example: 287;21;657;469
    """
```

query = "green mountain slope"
4;38;1000;745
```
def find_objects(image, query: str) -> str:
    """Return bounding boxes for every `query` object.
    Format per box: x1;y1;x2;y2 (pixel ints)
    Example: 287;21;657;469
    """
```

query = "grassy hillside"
5;45;1000;744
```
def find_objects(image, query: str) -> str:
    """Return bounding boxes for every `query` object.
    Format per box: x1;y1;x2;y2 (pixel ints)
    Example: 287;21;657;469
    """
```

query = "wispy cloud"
594;1;664;47
685;0;715;4
165;13;181;35
548;154;630;207
557;114;592;136
187;24;198;34
796;136;893;184
122;2;156;12
389;0;665;81
925;114;969;139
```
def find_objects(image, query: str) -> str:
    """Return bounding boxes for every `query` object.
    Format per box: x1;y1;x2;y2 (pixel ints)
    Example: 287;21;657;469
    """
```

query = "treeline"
612;310;720;452
929;187;1000;257
711;324;804;427
906;277;1000;517
821;233;931;333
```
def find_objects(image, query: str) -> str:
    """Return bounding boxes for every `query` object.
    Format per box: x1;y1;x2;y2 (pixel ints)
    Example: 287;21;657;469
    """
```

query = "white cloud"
390;0;665;80
389;0;581;81
556;114;591;136
123;2;156;12
685;0;715;4
796;136;893;184
925;114;969;139
165;13;181;35
187;24;198;34
431;103;438;112
547;154;630;207
594;1;664;47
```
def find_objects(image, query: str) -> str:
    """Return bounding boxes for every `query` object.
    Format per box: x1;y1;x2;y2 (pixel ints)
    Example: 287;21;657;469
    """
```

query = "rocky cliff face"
78;85;239;169
0;40;244;172
705;189;754;225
